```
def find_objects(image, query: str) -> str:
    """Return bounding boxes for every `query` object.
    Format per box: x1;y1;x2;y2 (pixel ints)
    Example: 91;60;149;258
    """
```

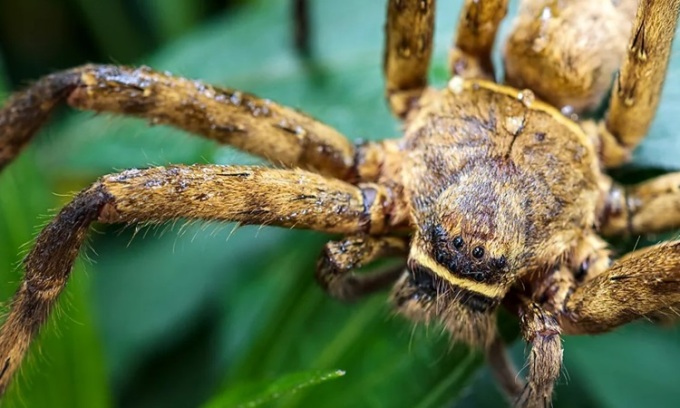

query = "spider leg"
0;164;397;395
486;334;524;403
0;65;360;178
559;241;680;335
600;173;680;236
449;0;508;80
515;302;562;408
384;0;435;118
316;235;407;301
597;0;680;167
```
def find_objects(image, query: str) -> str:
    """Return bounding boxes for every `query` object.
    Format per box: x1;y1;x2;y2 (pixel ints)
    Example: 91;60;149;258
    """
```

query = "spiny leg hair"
561;241;680;335
0;164;394;394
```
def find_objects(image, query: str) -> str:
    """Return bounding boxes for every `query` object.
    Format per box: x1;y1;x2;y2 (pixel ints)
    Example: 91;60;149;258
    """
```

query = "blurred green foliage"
0;0;679;407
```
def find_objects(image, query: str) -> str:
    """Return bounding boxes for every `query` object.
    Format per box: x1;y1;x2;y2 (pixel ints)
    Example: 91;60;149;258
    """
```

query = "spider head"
393;173;531;347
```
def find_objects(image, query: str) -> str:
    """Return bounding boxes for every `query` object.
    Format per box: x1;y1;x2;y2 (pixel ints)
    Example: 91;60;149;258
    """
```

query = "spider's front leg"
316;235;407;301
0;65;359;178
489;267;569;407
0;164;400;395
559;241;680;335
515;302;562;408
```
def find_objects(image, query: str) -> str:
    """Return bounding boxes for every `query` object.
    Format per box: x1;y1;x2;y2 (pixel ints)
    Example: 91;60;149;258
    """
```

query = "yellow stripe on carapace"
410;246;505;298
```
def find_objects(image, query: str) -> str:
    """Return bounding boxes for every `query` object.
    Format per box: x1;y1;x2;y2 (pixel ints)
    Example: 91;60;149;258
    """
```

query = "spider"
1;0;679;406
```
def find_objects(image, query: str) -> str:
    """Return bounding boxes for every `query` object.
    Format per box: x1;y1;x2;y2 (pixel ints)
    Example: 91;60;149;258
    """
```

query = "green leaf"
564;324;680;408
141;0;203;42
203;369;346;408
70;0;148;61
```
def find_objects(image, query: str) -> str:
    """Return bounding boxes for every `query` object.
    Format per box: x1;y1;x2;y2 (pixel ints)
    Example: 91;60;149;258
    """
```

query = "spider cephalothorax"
392;80;603;351
1;0;679;407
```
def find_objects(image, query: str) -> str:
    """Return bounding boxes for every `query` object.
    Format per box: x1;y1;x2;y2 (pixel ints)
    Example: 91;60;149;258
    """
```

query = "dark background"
1;0;679;407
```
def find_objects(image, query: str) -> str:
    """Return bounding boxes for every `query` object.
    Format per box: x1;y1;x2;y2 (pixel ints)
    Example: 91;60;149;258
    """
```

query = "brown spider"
0;0;679;406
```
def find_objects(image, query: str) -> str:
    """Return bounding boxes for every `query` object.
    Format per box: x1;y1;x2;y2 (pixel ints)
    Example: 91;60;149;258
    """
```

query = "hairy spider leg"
384;0;435;118
316;235;408;301
515;301;562;408
497;265;571;408
0;65;358;178
449;0;508;80
0;164;396;395
598;0;680;167
560;241;680;335
515;235;680;408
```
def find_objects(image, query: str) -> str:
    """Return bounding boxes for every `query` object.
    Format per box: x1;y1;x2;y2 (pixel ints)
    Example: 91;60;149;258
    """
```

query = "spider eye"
472;272;485;282
472;246;485;258
452;236;464;249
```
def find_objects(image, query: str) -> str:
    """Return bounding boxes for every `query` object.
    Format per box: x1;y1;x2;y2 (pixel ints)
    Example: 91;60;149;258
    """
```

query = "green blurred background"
0;0;679;407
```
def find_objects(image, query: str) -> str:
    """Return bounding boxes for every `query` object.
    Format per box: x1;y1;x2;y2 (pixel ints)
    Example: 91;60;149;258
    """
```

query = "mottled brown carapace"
0;0;679;407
